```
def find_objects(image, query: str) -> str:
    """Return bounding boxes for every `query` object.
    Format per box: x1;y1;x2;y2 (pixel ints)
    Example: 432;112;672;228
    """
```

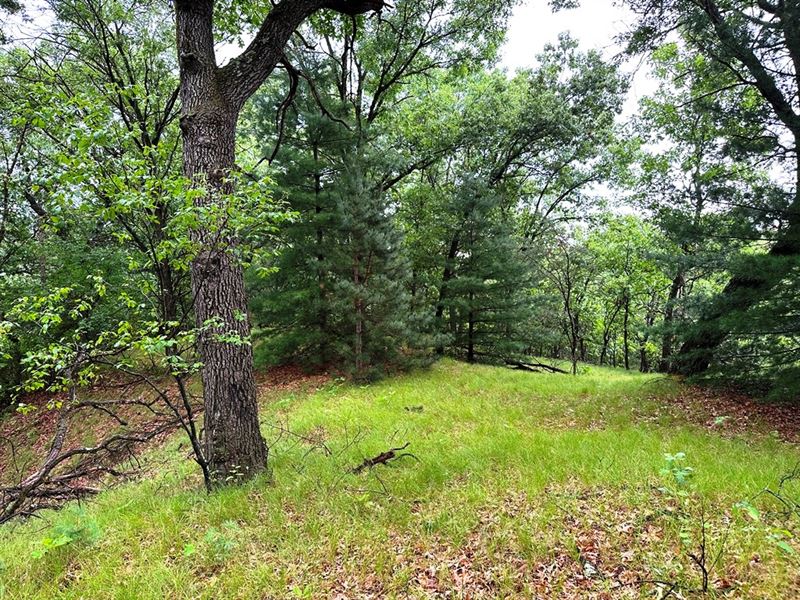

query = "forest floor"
0;360;799;599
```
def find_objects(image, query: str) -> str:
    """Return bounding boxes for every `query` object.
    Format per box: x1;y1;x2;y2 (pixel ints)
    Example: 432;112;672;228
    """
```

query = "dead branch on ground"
0;401;178;524
504;359;569;374
351;442;417;474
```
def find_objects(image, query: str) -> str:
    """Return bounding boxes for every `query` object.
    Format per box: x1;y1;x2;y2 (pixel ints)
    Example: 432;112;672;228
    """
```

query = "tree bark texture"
174;0;386;486
176;1;267;485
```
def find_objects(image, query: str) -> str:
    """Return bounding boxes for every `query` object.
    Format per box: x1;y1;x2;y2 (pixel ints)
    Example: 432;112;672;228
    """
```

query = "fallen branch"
351;442;417;474
0;406;179;525
504;359;569;374
466;350;569;374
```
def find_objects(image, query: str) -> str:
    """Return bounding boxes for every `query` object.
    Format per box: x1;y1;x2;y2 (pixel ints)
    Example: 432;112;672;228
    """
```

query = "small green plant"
204;520;241;561
767;529;796;555
735;499;762;523
660;452;694;492
736;492;798;556
290;583;314;598
657;452;726;593
31;508;100;559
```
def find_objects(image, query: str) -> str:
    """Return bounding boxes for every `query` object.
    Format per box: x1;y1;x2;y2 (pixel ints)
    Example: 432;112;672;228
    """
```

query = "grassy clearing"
1;360;798;598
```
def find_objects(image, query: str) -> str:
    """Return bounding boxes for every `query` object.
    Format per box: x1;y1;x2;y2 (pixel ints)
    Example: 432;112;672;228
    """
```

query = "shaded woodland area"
0;1;799;596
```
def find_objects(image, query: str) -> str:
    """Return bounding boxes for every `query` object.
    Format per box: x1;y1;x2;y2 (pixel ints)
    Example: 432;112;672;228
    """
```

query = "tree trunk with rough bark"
177;26;267;483
313;142;330;364
174;0;385;487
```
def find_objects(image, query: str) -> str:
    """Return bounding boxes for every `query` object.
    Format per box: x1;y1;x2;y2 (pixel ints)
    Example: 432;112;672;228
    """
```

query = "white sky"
502;0;631;68
498;0;657;207
501;0;657;115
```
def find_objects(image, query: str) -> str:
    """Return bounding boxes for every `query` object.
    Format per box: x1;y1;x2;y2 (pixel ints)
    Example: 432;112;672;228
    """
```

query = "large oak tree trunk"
174;0;386;487
176;4;267;485
186;117;268;483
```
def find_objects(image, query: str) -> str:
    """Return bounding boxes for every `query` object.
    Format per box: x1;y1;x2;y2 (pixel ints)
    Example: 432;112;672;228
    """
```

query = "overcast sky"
501;0;657;114
498;1;657;205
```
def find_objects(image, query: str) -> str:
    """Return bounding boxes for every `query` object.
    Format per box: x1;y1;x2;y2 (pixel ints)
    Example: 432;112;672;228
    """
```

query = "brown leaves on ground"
255;364;332;399
650;384;800;443
0;364;329;490
0;374;169;487
0;389;67;482
278;480;793;599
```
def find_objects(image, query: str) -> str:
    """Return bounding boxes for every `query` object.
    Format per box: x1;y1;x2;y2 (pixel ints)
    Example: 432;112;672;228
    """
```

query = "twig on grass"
351;442;418;474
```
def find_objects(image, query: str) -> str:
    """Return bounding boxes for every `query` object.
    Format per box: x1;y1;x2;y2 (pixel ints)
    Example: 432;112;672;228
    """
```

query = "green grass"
1;360;798;598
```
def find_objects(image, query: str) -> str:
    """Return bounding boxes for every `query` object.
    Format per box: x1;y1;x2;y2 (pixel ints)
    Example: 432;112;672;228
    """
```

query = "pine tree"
325;151;424;379
442;180;532;363
247;75;429;377
248;102;343;369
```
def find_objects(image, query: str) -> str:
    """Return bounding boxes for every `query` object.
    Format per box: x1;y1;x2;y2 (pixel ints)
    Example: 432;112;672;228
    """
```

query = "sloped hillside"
1;361;799;599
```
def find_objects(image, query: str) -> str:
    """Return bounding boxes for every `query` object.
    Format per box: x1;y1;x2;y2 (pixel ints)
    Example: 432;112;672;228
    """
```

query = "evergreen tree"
247;64;430;377
442;180;532;363
247;88;343;369
245;0;513;376
326;152;422;379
